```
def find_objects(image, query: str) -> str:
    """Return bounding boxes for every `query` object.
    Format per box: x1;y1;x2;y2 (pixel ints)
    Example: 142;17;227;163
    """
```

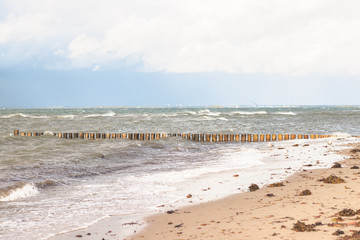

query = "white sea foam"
230;111;267;115
274;111;296;115
84;111;116;118
0;183;39;202
0;113;50;119
218;117;229;121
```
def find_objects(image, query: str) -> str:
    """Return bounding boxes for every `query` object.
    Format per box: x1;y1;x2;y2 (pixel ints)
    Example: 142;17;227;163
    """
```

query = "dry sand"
129;142;360;240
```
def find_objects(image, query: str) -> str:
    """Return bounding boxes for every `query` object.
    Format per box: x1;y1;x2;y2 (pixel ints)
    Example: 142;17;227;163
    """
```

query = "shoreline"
130;139;360;239
49;137;358;240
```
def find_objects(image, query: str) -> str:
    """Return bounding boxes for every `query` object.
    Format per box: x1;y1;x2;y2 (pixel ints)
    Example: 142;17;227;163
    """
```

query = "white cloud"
1;0;360;75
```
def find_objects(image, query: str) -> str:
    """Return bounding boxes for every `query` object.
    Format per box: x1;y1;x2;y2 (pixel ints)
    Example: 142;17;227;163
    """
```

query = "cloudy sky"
1;0;360;107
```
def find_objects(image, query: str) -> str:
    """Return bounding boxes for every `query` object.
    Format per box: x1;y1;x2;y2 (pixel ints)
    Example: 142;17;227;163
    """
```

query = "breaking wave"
0;183;39;202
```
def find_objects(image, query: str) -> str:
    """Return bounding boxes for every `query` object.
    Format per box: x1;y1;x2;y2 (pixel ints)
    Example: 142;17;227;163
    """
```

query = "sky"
1;0;360;107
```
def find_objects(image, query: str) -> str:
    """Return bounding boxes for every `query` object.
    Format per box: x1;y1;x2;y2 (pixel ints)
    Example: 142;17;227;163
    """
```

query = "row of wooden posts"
13;130;336;142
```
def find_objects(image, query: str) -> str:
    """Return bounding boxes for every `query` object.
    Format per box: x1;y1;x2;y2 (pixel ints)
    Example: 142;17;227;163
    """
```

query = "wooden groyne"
13;130;338;142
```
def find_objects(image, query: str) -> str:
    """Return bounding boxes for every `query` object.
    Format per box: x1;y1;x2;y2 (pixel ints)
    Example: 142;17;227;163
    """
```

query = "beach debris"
75;235;82;238
86;233;91;236
332;217;345;222
268;143;274;147
331;162;342;168
249;184;259;192
166;210;176;214
266;193;275;197
292;144;299;147
233;174;239;177
350;166;359;169
338;230;360;240
320;175;345;184
122;222;139;226
168;221;173;225
174;223;183;228
269;182;284;187
304;164;313;167
338;209;356;217
186;194;192;198
292;221;316;232
350;148;360;154
328;141;332;145
303;144;310;147
333;229;345;236
299;189;312;196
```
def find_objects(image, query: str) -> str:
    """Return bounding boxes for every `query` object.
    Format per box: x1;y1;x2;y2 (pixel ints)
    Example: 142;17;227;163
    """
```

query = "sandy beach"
128;140;360;240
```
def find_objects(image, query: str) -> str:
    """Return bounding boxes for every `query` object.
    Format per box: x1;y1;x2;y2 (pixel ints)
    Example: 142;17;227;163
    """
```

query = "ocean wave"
274;111;296;116
0;113;50;119
218;117;229;121
230;111;267;115
84;111;116;118
58;115;75;119
0;182;39;202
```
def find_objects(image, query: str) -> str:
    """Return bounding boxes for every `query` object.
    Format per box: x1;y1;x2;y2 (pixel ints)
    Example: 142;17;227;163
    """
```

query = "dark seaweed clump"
299;189;312;196
292;221;316;232
249;184;259;192
350;148;360;154
350;166;359;169
338;209;356;217
338;230;360;240
269;182;284;188
320;175;345;184
331;162;342;168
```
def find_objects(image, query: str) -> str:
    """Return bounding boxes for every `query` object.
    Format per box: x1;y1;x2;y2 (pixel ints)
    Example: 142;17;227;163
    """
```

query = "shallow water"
0;106;358;239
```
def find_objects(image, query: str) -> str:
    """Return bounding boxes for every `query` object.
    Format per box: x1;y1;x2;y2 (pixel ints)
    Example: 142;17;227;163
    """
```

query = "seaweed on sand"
320;175;345;184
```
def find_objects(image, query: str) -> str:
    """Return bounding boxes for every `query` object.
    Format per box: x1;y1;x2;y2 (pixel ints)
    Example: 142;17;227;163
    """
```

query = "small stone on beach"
249;184;259;192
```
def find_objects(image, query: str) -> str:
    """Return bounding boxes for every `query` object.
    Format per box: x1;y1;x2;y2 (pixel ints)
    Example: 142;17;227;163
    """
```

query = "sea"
0;106;359;239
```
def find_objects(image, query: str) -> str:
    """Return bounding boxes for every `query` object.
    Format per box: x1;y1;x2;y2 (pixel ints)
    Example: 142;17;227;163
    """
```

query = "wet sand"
130;141;360;240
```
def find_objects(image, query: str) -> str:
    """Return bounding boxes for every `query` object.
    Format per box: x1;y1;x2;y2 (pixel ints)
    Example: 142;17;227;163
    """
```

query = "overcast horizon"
1;0;360;107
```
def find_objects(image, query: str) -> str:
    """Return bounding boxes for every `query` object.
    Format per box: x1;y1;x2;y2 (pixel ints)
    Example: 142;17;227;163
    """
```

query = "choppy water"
0;106;359;239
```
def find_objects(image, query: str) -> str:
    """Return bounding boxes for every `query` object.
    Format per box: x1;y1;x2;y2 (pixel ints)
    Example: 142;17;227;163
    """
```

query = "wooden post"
90;133;95;139
212;134;217;142
260;134;264;142
325;135;330;138
224;134;228;142
14;129;19;136
291;134;296;140
74;133;79;139
266;134;271;141
241;134;246;142
111;133;116;139
206;134;211;142
315;135;319;139
122;133;127;139
304;134;309;139
218;134;223;142
284;134;289;140
105;133;111;139
139;133;144;140
247;134;252;142
310;134;315;139
20;132;26;136
235;134;240;142
320;135;324;138
272;134;277;141
253;134;258;142
297;134;303;139
229;134;234;142
278;134;283;141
